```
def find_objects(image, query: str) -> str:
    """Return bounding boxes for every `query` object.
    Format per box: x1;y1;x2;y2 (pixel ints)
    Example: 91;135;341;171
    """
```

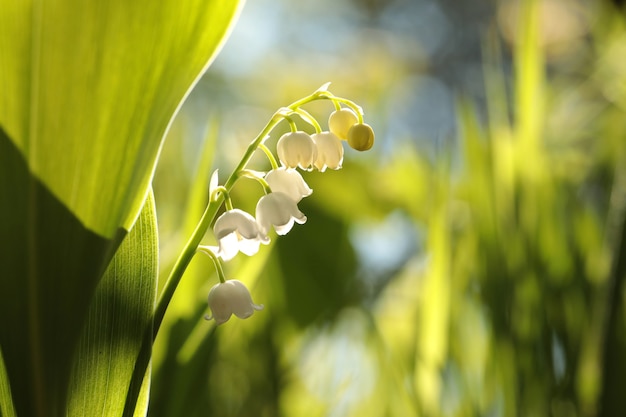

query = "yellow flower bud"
347;123;374;151
328;108;358;140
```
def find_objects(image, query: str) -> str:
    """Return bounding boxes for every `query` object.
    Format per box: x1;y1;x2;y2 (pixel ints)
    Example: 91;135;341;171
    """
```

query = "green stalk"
196;246;227;284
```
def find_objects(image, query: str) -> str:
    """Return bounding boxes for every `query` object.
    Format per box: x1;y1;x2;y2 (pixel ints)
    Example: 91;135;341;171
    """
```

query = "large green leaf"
67;191;158;417
0;0;243;236
0;127;119;416
0;0;243;415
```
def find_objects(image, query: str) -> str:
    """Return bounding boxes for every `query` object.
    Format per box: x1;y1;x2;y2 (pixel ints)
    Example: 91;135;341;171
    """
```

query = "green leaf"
67;191;158;417
0;0;243;415
0;347;16;417
0;0;244;237
0;127;122;416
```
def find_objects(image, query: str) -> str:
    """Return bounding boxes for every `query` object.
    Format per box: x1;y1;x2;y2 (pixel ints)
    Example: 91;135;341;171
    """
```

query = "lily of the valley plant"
155;83;374;329
0;0;373;413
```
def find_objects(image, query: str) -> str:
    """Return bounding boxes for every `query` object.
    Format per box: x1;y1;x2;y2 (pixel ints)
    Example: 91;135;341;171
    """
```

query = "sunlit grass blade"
514;0;545;174
414;160;451;414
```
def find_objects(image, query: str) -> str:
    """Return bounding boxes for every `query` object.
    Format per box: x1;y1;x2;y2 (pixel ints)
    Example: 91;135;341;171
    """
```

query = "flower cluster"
197;84;374;325
212;168;310;263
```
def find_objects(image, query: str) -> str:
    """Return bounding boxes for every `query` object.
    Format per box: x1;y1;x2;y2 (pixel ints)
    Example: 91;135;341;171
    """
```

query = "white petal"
238;238;262;257
312;132;344;172
265;167;312;202
277;131;317;170
214;209;259;240
206;282;237;324
233;301;265;319
217;233;239;261
273;218;295;236
225;280;264;320
210;312;232;325
214;209;268;260
256;192;307;236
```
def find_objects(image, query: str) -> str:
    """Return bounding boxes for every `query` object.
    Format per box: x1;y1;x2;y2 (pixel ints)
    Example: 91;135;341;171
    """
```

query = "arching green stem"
210;185;233;210
295;108;322;133
319;93;365;123
258;143;280;170
197;246;227;283
239;169;273;194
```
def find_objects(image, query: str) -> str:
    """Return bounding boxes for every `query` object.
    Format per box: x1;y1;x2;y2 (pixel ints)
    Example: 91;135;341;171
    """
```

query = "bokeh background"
149;0;626;416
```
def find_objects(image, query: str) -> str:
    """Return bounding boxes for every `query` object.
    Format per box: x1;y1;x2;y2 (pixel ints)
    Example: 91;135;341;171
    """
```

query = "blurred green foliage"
150;0;626;416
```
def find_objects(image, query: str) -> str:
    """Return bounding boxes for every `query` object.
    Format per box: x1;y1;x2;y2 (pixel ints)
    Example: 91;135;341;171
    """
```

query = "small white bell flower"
256;192;307;236
265;167;313;203
277;131;317;170
205;279;264;325
311;132;344;172
214;209;270;261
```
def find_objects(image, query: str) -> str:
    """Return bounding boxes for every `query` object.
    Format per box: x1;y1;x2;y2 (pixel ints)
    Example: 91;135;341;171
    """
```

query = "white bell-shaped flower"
214;209;270;261
311;132;344;172
256;192;307;236
277;131;317;170
265;167;313;203
205;279;264;325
